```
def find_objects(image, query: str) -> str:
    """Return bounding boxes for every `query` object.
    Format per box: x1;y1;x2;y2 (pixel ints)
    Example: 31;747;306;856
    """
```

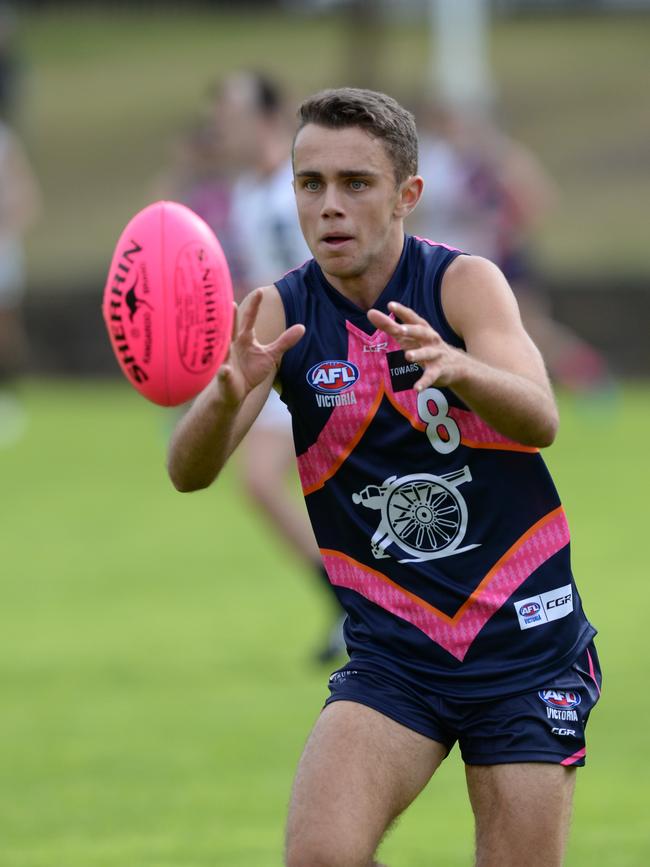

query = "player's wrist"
205;370;245;415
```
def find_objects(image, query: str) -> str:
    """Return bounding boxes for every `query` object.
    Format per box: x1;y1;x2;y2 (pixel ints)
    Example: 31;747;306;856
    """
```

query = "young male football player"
168;88;600;867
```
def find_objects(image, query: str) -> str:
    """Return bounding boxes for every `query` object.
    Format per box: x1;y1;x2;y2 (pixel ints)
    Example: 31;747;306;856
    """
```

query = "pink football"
102;200;234;406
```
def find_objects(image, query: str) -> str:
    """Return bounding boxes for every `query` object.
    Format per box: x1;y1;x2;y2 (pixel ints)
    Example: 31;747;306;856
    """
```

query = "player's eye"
303;179;321;192
349;179;368;191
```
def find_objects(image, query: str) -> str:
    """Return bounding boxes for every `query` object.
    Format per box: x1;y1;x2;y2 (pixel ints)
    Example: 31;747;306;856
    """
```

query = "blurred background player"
151;114;247;291
0;2;20;123
216;70;346;662
158;70;346;662
409;101;612;393
0;111;41;446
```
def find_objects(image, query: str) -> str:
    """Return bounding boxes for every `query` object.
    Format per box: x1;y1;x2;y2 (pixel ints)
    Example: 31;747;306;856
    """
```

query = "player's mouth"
321;233;354;249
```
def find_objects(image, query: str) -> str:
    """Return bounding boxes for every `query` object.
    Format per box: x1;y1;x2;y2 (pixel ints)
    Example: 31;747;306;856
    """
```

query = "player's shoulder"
241;284;287;344
255;283;285;315
441;254;519;336
406;236;468;295
444;252;505;287
274;258;315;330
409;234;464;262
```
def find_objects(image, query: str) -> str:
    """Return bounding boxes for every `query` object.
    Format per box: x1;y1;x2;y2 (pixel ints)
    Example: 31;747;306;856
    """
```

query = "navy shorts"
325;642;602;766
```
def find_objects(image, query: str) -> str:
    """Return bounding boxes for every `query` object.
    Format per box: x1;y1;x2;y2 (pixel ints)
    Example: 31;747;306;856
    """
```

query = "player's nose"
320;184;344;218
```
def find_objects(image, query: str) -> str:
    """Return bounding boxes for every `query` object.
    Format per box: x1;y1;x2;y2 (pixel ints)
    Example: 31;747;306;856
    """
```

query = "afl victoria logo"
519;602;541;618
538;690;582;709
307;360;359;394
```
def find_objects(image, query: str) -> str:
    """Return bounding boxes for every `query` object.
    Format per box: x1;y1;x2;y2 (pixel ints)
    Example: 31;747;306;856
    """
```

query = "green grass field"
1;380;648;866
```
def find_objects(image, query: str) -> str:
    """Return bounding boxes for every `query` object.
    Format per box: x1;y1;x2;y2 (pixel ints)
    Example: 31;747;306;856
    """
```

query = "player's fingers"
400;323;435;344
239;288;263;334
230;302;239;341
405;345;440;363
216;364;244;405
268;323;305;358
414;365;441;392
367;308;401;336
388;300;428;326
218;363;234;389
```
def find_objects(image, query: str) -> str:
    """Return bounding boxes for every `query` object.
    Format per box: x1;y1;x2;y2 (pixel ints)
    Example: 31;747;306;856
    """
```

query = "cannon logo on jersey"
352;468;480;563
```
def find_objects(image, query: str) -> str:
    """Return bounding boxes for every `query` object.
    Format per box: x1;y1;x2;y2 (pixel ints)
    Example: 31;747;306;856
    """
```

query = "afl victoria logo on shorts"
307;360;359;394
538;689;582;722
538;690;582;710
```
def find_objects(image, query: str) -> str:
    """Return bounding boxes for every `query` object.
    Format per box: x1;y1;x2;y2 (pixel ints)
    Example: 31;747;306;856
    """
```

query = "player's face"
293;124;420;289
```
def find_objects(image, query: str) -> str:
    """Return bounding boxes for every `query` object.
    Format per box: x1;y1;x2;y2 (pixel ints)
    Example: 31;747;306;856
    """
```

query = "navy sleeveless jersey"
276;235;595;699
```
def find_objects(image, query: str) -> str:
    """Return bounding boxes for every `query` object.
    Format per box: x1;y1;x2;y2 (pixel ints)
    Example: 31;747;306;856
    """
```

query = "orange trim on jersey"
384;388;426;430
302;384;386;496
460;438;539;453
451;506;565;620
319;546;455;623
320;505;567;627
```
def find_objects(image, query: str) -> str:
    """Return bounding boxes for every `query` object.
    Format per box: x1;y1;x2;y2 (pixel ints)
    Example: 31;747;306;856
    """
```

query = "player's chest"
297;317;423;409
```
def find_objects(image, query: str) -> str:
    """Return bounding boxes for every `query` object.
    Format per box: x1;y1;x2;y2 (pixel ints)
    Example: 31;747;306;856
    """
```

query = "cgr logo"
307;360;360;394
538;690;582;710
547;593;572;609
519;602;541;618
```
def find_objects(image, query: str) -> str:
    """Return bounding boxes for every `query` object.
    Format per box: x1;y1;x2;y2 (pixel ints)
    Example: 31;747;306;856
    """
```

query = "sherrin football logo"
307;360;360;394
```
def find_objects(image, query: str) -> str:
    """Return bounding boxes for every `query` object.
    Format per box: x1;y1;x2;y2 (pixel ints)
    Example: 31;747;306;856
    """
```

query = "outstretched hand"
217;288;305;407
367;300;464;392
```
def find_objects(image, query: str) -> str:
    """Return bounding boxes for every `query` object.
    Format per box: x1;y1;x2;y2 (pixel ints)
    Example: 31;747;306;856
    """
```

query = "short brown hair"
295;87;418;183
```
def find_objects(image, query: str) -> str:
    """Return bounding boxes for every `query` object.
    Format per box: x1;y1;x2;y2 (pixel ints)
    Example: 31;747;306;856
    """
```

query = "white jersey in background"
0;123;26;306
414;135;501;261
229;158;310;292
229;158;311;428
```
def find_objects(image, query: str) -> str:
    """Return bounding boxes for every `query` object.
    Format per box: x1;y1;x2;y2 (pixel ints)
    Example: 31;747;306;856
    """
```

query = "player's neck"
323;233;406;312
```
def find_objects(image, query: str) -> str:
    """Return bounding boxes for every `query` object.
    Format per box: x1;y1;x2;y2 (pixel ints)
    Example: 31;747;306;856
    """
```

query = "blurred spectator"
0;118;41;445
409;101;612;393
213;71;309;295
0;2;20;122
152;116;246;290
159;70;346;662
215;70;346;663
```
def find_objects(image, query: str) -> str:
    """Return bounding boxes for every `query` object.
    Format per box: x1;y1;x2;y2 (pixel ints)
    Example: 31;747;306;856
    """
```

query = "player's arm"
367;255;558;448
167;286;304;492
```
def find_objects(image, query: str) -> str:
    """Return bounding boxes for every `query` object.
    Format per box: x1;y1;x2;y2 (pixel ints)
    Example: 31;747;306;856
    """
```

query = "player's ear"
394;175;424;219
